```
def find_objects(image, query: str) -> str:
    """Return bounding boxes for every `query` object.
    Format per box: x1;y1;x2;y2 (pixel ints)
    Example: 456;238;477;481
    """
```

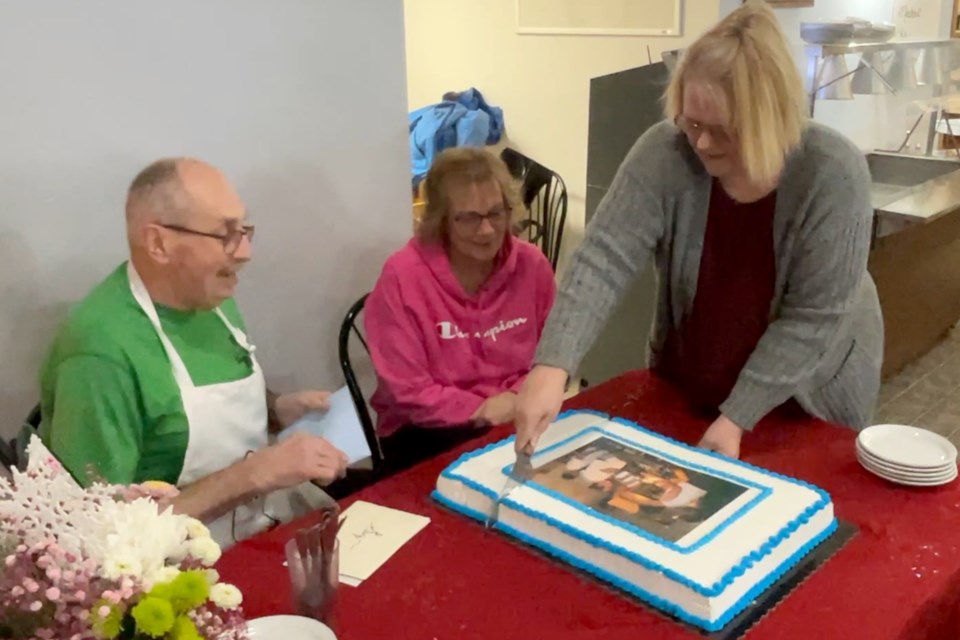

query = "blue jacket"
409;88;505;187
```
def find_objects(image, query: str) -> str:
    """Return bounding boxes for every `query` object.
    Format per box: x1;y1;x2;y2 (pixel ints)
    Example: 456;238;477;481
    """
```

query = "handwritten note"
892;0;942;38
336;500;430;584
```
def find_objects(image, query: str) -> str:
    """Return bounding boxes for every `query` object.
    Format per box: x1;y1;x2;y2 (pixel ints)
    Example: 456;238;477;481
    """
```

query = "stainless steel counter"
870;152;960;230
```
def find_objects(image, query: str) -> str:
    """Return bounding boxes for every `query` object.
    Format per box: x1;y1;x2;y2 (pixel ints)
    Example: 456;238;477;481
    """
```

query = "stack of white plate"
857;424;958;487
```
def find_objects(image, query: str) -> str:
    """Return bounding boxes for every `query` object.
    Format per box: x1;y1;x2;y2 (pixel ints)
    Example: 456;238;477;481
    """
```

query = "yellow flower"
131;596;175;638
148;582;174;601
169;615;203;640
169;570;210;612
91;600;124;639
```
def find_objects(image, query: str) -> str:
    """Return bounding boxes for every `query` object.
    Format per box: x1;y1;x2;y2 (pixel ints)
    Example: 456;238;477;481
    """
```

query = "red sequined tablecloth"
217;370;960;639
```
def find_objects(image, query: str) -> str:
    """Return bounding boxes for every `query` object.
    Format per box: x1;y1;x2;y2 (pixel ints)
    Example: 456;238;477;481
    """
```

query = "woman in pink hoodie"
365;148;556;469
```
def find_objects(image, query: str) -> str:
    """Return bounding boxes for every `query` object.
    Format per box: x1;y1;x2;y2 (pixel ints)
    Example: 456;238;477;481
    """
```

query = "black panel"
585;62;671;223
578;61;670;385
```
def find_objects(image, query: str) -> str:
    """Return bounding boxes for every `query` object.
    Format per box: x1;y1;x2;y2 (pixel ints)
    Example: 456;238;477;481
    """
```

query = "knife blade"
485;448;534;528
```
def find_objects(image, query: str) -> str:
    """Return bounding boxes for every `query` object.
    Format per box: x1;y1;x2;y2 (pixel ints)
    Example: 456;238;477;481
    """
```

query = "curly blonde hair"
417;147;521;244
663;3;808;185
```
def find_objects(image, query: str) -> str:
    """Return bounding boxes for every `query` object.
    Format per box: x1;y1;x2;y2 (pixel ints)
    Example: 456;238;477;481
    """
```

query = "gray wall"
0;1;411;438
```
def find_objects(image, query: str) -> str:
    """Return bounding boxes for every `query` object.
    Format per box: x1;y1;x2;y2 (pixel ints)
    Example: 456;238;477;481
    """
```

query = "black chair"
1;404;41;471
501;147;569;271
338;294;384;469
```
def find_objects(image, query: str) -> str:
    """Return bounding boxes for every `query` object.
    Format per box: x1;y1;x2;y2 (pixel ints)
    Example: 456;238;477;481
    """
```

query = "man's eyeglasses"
674;115;735;147
451;207;511;230
160;222;255;255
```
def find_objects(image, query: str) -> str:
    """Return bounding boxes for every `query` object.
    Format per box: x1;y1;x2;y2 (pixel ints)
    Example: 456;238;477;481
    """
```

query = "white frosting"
435;411;836;629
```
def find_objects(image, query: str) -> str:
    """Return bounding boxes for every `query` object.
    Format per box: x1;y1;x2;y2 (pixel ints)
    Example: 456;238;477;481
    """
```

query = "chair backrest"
2;403;41;471
338;294;385;468
500;147;568;271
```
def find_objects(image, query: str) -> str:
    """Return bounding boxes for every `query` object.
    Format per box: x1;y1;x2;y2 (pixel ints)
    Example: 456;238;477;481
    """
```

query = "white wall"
0;1;411;438
404;0;721;267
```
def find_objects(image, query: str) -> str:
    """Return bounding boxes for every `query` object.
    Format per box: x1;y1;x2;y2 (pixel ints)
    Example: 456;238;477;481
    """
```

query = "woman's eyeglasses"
160;222;255;255
674;115;735;147
451;207;511;230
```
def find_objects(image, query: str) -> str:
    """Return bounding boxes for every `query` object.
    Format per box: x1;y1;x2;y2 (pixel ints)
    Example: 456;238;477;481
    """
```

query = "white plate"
858;454;957;482
859;455;958;486
857;424;957;468
856;444;957;476
247;616;337;640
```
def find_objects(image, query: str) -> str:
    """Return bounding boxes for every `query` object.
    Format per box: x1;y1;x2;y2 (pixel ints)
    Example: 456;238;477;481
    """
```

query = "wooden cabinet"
954;0;960;37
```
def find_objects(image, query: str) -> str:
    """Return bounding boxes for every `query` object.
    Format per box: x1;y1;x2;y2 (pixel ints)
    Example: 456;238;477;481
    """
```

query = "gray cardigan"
536;121;884;430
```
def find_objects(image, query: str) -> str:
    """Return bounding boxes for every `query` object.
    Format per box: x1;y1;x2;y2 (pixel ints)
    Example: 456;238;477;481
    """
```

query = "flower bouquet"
0;436;250;640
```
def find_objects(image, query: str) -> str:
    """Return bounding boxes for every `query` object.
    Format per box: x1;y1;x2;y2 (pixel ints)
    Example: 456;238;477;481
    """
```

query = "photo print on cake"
532;437;750;543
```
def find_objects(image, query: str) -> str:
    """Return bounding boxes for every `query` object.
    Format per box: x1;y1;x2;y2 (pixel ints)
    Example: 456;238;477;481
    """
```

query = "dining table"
217;370;960;639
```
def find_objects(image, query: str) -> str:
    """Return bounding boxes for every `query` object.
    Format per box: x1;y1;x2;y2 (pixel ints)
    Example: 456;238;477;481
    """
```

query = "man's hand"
246;432;348;491
274;390;331;429
471;392;518;427
697;415;744;459
514;365;568;453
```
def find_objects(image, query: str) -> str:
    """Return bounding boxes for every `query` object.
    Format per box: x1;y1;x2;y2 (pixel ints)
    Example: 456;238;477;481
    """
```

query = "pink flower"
98;605;111;618
45;587;60;600
29;600;42;611
23;578;39;593
11;586;24;597
4;555;15;567
46;566;61;581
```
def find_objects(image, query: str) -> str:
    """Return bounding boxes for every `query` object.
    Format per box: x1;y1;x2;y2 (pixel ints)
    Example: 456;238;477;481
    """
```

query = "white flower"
209;583;243;610
187;536;222;566
102;553;143;581
204;568;221;585
93;498;191;579
185;518;210;540
146;566;181;589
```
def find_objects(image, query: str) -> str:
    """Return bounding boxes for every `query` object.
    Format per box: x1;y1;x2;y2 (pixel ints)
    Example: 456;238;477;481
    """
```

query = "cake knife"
484;446;534;528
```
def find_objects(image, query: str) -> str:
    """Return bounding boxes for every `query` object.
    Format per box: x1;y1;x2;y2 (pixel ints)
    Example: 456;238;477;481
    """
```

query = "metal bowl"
801;21;858;45
854;22;896;43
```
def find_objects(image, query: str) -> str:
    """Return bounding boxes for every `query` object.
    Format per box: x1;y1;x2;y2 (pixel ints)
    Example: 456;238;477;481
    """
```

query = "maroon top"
657;179;777;414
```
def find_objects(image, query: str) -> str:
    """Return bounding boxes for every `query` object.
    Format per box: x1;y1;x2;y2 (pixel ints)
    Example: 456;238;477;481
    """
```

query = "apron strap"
127;262;258;385
127;262;195;388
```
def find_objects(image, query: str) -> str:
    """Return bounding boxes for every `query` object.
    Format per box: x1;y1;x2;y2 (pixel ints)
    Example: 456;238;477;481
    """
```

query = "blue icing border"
432;488;837;632
498;425;772;554
434;409;835;630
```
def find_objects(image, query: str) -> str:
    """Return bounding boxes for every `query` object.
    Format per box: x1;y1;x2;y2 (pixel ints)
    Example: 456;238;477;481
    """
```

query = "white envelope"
281;386;372;465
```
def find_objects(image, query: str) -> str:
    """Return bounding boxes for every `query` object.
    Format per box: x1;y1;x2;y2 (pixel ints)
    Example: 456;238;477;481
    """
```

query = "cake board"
437;500;857;639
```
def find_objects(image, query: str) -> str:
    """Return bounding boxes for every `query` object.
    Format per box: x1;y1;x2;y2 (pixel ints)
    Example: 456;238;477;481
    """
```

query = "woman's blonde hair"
663;3;808;185
417;147;521;244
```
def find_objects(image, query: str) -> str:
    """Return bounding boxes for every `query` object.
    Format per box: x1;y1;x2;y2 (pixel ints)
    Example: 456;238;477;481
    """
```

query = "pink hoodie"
364;235;556;436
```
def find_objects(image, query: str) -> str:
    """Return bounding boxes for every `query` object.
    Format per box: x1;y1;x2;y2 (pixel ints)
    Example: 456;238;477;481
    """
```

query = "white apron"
127;263;329;549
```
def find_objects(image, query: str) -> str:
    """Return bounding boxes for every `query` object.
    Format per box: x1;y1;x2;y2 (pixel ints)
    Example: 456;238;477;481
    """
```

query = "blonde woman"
514;4;883;458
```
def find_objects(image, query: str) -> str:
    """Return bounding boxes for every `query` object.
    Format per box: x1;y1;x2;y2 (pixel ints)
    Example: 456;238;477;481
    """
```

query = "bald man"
38;158;347;547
